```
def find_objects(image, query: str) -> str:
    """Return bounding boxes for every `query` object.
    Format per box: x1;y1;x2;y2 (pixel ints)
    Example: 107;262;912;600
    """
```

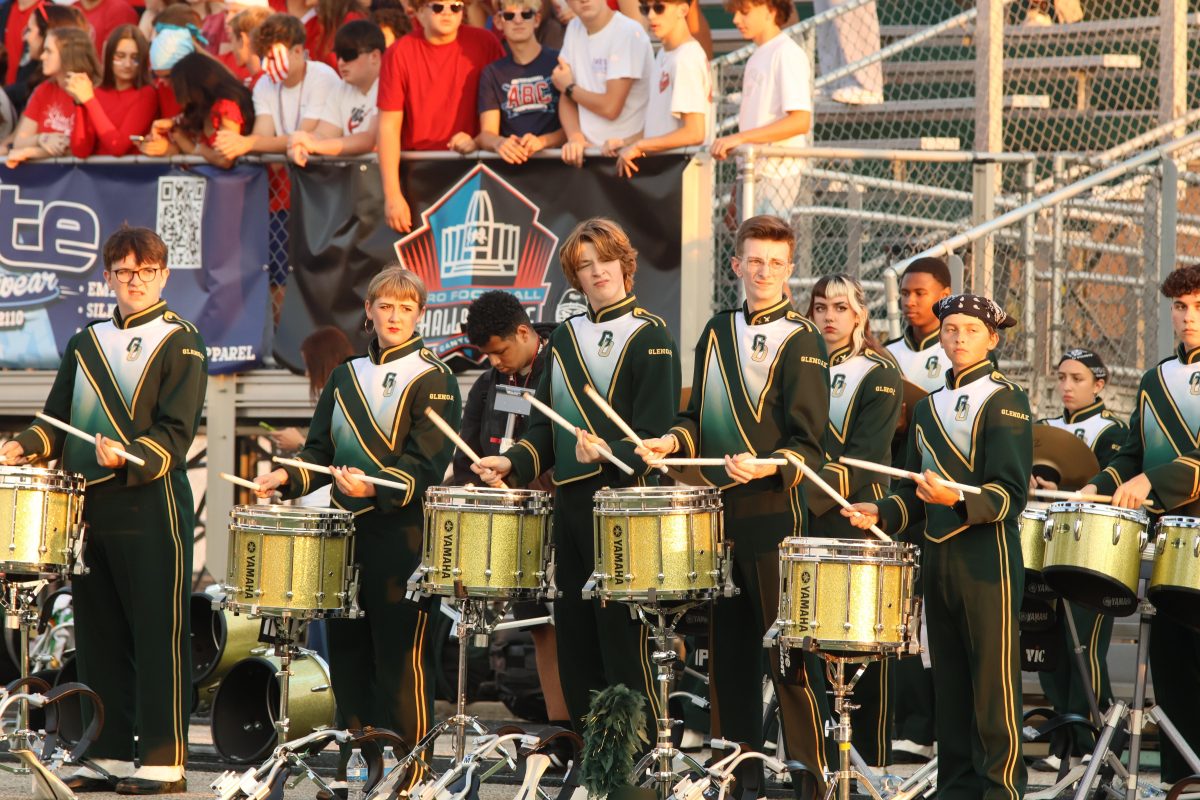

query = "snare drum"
1019;507;1048;580
1043;501;1149;616
0;466;85;576
416;487;551;599
222;505;356;617
1149;516;1200;628
773;537;920;655
589;487;724;602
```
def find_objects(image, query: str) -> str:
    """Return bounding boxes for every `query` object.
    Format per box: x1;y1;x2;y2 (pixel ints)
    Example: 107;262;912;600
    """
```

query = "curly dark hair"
1161;264;1200;299
170;53;253;140
463;291;532;347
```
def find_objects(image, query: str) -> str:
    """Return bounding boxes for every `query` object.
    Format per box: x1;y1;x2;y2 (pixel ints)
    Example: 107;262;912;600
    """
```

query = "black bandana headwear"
1059;347;1108;381
933;294;1016;330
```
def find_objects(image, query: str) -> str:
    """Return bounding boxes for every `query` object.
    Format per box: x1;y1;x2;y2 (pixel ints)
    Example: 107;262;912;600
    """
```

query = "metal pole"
1160;0;1186;133
971;0;1003;293
1020;161;1038;399
1158;158;1179;361
885;271;901;340
1125;585;1153;800
206;374;236;584
1050;156;1066;361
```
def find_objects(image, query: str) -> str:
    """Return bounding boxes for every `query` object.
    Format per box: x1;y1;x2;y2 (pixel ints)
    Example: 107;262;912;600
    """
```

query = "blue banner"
0;162;270;374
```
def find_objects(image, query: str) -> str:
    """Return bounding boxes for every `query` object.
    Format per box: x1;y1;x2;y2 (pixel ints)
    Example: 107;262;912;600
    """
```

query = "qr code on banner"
156;176;205;270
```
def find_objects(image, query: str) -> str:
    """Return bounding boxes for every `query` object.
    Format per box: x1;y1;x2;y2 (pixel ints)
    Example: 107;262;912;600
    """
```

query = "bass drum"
190;594;261;713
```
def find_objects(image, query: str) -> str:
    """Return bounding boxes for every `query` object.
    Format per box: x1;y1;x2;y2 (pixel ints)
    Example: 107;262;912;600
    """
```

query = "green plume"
580;684;649;798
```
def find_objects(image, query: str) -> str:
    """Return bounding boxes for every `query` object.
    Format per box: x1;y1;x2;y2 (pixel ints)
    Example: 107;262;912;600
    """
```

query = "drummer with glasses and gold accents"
1;227;208;795
804;274;902;768
1079;265;1200;786
844;294;1032;800
471;218;682;733
253;266;461;795
636;215;833;796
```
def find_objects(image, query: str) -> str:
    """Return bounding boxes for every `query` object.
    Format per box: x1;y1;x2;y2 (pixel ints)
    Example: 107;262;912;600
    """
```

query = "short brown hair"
723;0;791;27
103;226;168;270
1161;265;1200;299
254;13;305;55
735;214;794;260
559;218;638;293
230;6;272;39
367;265;427;307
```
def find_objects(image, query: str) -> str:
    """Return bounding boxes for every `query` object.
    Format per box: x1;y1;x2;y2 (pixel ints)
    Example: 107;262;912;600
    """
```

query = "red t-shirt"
4;0;37;85
155;77;181;119
218;51;253;86
206;97;245;145
23;80;94;157
377;27;502;150
79;0;138;56
83;84;158;155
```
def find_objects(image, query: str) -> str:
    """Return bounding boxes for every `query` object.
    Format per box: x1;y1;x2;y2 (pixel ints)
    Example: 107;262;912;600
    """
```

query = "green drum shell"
190;593;261;713
1043;501;1148;616
1019;507;1048;578
223;505;355;616
418;487;551;599
1149;516;1200;628
775;537;919;654
0;467;84;576
591;487;723;601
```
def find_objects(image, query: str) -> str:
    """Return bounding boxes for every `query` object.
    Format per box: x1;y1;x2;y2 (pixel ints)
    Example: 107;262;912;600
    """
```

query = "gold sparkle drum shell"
1043;501;1149;616
1019;507;1048;579
589;487;724;602
1149;516;1200;629
417;487;551;599
774;537;919;655
0;466;85;576
190;593;261;713
223;505;355;617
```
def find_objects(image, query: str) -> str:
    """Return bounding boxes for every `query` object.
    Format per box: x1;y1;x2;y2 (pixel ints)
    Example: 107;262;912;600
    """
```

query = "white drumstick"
1030;487;1153;507
219;472;264;491
786;454;891;542
582;384;666;473
655;457;788;467
838;455;982;495
425;408;505;488
34;412;148;467
272;456;409;492
516;388;635;476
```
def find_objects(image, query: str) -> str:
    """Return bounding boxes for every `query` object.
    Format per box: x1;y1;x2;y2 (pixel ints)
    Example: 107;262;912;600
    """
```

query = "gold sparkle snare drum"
1043;501;1149;616
222;505;357;618
587;487;725;602
1149;516;1200;628
190;593;261;713
416;487;552;599
772;537;920;655
1019;507;1048;580
0;466;85;576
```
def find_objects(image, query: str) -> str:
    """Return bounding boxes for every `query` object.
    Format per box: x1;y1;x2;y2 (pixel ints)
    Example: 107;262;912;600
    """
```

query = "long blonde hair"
806;273;880;358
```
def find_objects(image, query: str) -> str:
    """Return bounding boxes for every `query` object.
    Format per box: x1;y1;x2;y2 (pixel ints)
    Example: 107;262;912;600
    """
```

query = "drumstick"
424;408;505;488
785;454;891;542
655;457;789;467
1030;487;1154;507
515;388;635;476
582;384;666;473
272;456;409;492
34;412;148;467
219;472;264;491
838;455;982;495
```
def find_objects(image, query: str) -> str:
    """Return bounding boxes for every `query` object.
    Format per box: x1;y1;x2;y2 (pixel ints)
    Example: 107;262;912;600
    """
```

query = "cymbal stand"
0;579;48;768
821;655;886;800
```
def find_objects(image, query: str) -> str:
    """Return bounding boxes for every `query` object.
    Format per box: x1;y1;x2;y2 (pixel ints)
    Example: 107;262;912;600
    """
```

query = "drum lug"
1156;533;1167;557
1073;518;1082;541
1112;521;1122;546
1137;529;1148;554
1193;535;1200;559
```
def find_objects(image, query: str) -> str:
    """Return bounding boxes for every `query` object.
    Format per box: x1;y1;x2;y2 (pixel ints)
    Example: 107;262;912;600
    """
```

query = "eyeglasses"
501;9;536;19
112;53;141;64
639;2;678;14
110;267;161;284
738;256;791;274
334;47;364;62
428;2;464;12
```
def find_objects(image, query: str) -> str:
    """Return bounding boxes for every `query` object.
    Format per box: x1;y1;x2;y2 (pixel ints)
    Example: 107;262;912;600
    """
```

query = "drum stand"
257;614;310;747
0;579;49;769
818;655;887;800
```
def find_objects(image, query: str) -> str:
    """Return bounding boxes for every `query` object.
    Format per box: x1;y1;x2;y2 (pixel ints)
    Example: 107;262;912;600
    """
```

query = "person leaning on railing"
63;25;159;157
3;4;87;117
6;27;100;166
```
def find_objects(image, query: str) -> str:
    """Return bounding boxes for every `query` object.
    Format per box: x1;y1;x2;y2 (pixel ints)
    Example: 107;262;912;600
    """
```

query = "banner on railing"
276;155;687;371
0;163;269;374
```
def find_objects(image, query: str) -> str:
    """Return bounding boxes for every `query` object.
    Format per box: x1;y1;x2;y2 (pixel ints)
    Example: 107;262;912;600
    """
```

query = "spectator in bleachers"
4;5;88;114
148;16;203;117
5;0;43;85
6;28;100;164
470;0;563;163
613;0;709;178
78;0;139;56
376;0;503;231
1026;0;1082;25
307;0;367;68
613;0;712;58
550;0;652;168
138;0;188;42
370;6;412;45
66;25;159;156
145;51;254;166
223;5;273;85
535;0;566;48
287;19;381;165
814;0;882;105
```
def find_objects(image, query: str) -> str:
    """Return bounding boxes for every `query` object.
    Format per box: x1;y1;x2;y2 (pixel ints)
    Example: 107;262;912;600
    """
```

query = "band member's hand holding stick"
425;407;505;488
838;455;981;495
34;411;147;466
1030;487;1153;506
1080;475;1155;510
271;455;408;494
785;454;891;541
582;384;667;474
517;388;635;476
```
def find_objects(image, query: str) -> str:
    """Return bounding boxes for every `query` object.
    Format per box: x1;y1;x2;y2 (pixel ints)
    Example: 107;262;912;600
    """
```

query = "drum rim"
426;486;550;502
1158;516;1200;529
230;523;354;536
1020;508;1048;520
231;504;353;521
0;466;86;492
593;486;721;499
1048;501;1150;524
779;536;918;557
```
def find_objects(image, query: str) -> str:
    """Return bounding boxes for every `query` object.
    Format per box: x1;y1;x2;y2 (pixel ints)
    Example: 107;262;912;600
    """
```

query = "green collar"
904;324;942;351
588;294;636;323
1178;343;1200;365
742;297;791;326
828;343;854;366
1063;398;1106;424
113;300;168;330
370;335;423;364
946;359;993;389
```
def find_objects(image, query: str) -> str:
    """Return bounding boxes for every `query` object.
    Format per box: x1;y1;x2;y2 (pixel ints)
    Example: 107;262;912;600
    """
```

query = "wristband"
565;83;576;99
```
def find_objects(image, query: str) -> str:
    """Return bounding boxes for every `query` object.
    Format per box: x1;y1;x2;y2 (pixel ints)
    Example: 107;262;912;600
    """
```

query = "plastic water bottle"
381;746;399;782
347;748;368;800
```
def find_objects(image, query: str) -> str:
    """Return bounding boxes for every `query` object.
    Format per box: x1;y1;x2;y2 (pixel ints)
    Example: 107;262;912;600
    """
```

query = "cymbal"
897;380;928;434
1032;425;1100;491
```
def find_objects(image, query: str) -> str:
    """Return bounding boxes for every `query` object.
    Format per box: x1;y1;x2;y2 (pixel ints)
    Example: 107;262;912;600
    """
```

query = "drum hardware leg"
0;579;48;766
1062;600;1106;728
820;656;885;800
887;756;938;800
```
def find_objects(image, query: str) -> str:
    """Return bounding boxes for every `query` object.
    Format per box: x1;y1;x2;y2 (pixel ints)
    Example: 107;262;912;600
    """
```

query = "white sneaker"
892;739;934;762
679;729;705;752
1032;754;1061;772
831;86;884;106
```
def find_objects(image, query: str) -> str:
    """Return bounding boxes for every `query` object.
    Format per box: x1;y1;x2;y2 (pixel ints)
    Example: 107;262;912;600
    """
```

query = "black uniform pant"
74;476;192;766
924;528;1026;800
1038;601;1112;754
552;476;657;732
1149;613;1200;783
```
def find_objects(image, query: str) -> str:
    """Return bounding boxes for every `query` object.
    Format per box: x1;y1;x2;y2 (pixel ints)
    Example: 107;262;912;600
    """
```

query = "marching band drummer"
471;218;682;733
636;215;833;796
1079;264;1200;787
844;294;1032;800
253;266;461;796
1032;347;1127;771
1;227;207;795
804;274;903;768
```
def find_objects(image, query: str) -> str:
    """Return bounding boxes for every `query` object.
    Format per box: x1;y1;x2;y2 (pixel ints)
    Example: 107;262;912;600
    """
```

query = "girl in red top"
147;51;251;167
7;27;99;164
5;5;88;114
63;25;158;155
307;0;365;68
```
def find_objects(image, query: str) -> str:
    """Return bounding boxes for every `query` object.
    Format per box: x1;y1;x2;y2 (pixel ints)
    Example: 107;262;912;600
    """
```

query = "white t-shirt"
317;78;379;136
643;39;711;141
559;13;652;144
739;32;811;181
252;59;341;135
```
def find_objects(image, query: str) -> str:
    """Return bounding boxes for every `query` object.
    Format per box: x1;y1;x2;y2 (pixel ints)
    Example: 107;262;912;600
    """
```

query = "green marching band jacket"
277;336;461;514
1040;399;1127;472
666;298;830;515
807;344;903;538
16;301;208;486
885;326;949;394
1090;344;1200;514
875;359;1034;543
505;295;682;487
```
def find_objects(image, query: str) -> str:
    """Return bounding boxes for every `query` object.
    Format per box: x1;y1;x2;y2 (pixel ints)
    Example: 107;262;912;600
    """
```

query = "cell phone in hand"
129;135;145;143
258;421;277;432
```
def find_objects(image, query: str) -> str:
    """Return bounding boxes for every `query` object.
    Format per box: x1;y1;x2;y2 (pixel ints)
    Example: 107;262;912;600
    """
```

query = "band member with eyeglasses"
1080;265;1200;786
254;267;461;797
472;218;682;733
2;228;207;795
637;215;833;796
845;294;1031;800
804;274;902;768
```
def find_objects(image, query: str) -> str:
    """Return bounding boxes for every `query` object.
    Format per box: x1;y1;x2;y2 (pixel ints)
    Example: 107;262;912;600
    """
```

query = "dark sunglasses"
639;1;680;13
335;47;365;62
429;2;465;12
501;8;536;19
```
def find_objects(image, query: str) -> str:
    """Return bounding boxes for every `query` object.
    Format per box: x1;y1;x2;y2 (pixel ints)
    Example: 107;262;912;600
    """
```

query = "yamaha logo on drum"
441;519;455;579
611;523;625;584
795;566;813;631
243;539;257;597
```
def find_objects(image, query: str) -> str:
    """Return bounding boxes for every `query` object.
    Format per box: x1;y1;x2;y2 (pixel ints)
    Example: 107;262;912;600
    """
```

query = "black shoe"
315;786;348;800
115;776;187;795
63;774;119;793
